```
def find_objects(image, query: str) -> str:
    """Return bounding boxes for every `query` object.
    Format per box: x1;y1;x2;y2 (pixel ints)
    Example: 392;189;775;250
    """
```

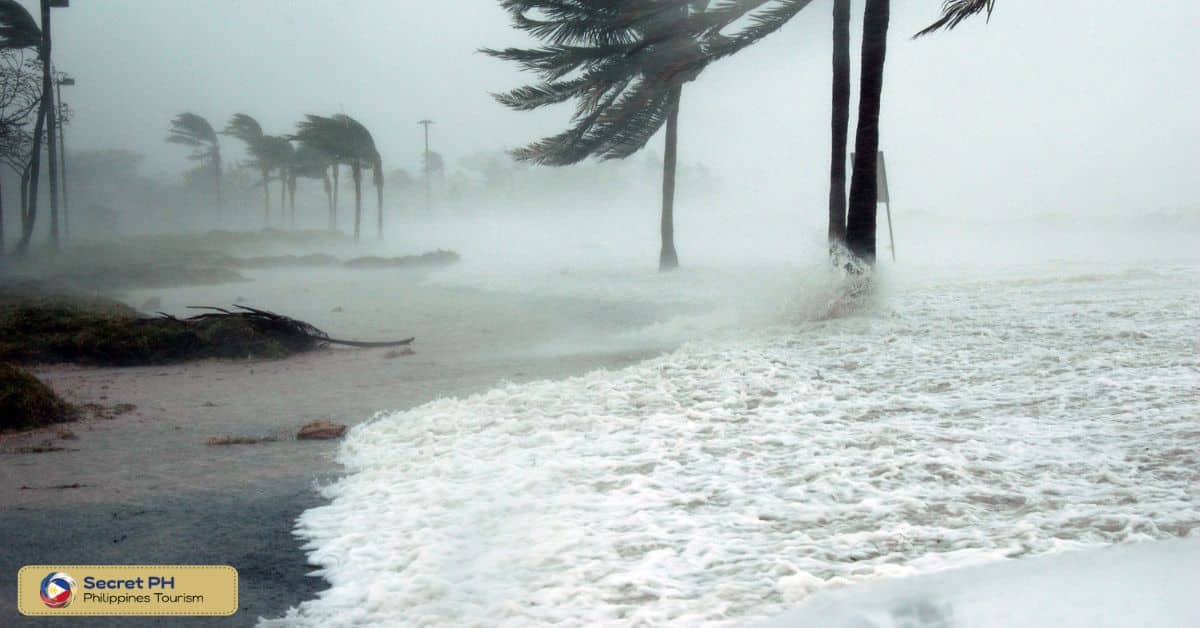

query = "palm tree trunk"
289;176;297;230
331;164;339;232
352;162;363;243
376;173;383;240
374;169;384;241
262;166;271;225
323;171;333;230
846;0;889;265
279;170;286;228
213;150;223;224
829;0;851;249
659;86;682;272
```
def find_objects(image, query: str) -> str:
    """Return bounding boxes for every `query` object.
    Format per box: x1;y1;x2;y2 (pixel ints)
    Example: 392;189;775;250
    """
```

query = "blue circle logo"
39;572;76;609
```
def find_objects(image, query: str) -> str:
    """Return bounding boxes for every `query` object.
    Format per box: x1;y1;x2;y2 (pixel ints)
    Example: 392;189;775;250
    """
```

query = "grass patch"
0;289;326;366
0;363;77;431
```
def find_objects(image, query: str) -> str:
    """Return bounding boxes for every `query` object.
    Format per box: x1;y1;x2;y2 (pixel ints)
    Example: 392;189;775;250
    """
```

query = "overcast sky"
36;0;1200;218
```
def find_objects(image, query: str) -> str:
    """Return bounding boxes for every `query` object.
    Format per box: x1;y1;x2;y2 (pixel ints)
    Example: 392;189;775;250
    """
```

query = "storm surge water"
264;258;1199;627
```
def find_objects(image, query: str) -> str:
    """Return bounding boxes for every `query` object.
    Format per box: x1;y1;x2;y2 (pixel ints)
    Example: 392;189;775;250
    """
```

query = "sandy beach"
0;265;687;626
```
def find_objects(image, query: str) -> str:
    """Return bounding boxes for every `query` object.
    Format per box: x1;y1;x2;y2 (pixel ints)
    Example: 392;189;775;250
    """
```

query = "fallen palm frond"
0;290;413;366
173;305;415;349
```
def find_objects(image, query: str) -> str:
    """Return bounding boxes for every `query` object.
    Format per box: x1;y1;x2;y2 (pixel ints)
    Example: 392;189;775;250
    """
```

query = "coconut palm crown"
484;0;720;166
166;112;222;211
293;114;383;240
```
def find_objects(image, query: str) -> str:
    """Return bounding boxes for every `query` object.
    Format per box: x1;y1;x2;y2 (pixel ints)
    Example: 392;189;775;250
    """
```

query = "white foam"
759;537;1200;627
264;263;1199;627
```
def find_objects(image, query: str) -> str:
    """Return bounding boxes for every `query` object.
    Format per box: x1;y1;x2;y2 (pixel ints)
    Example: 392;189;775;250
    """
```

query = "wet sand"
0;267;685;626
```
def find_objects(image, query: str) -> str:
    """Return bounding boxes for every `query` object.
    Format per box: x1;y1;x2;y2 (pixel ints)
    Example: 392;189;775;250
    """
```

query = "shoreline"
0;268;687;626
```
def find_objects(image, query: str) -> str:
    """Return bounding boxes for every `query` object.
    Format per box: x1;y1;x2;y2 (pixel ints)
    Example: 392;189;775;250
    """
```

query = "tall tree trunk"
289;176;297;230
375;172;383;240
829;0;851;249
331;164;339;232
659;86;682;272
846;0;889;265
17;99;48;255
323;171;333;230
41;0;59;251
213;150;222;224
279;169;286;228
262;166;271;225
352;162;362;243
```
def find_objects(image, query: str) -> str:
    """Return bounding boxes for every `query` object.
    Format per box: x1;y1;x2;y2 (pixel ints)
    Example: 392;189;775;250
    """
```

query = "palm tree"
223;113;273;224
829;0;851;249
264;135;294;226
293;114;382;241
166;113;222;219
486;0;712;271
287;143;335;230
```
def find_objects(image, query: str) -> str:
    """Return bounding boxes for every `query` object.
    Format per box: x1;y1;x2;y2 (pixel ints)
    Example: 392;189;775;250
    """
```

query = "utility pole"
41;0;68;249
418;119;434;214
56;75;74;243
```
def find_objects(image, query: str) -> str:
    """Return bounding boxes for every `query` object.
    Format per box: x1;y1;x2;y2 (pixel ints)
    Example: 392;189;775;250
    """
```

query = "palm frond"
914;0;996;38
222;113;264;143
166;112;218;146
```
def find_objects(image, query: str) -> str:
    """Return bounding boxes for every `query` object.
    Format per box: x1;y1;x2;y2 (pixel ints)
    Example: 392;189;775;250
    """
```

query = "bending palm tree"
264;135;294;227
293;114;382;241
486;0;711;271
166;113;222;219
223;113;273;224
287;143;335;230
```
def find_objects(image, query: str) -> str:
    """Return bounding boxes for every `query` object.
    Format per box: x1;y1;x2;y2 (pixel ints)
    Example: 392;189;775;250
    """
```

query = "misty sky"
38;0;1200;219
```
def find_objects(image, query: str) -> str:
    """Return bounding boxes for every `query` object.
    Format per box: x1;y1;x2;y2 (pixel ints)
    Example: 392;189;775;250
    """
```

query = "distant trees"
223;113;274;224
287;143;334;230
293;114;382;241
166;113;223;219
486;0;713;271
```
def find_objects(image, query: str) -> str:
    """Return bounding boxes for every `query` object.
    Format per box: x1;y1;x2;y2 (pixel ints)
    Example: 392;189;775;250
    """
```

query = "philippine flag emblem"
39;572;76;609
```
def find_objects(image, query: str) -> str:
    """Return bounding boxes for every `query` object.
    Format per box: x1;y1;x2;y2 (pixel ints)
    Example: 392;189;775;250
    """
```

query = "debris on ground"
297;420;348;440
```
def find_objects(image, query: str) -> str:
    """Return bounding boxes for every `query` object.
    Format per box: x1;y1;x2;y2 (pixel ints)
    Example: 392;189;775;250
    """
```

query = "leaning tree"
223;113;276;224
293;114;382;241
287;143;335;230
166;113;223;220
486;0;716;271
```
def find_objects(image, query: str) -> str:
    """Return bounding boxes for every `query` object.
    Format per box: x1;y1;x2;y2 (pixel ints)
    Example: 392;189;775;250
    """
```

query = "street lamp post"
56;75;74;242
418;119;434;214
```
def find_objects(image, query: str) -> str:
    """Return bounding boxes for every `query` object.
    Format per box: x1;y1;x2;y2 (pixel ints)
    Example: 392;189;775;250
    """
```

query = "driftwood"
159;305;415;349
